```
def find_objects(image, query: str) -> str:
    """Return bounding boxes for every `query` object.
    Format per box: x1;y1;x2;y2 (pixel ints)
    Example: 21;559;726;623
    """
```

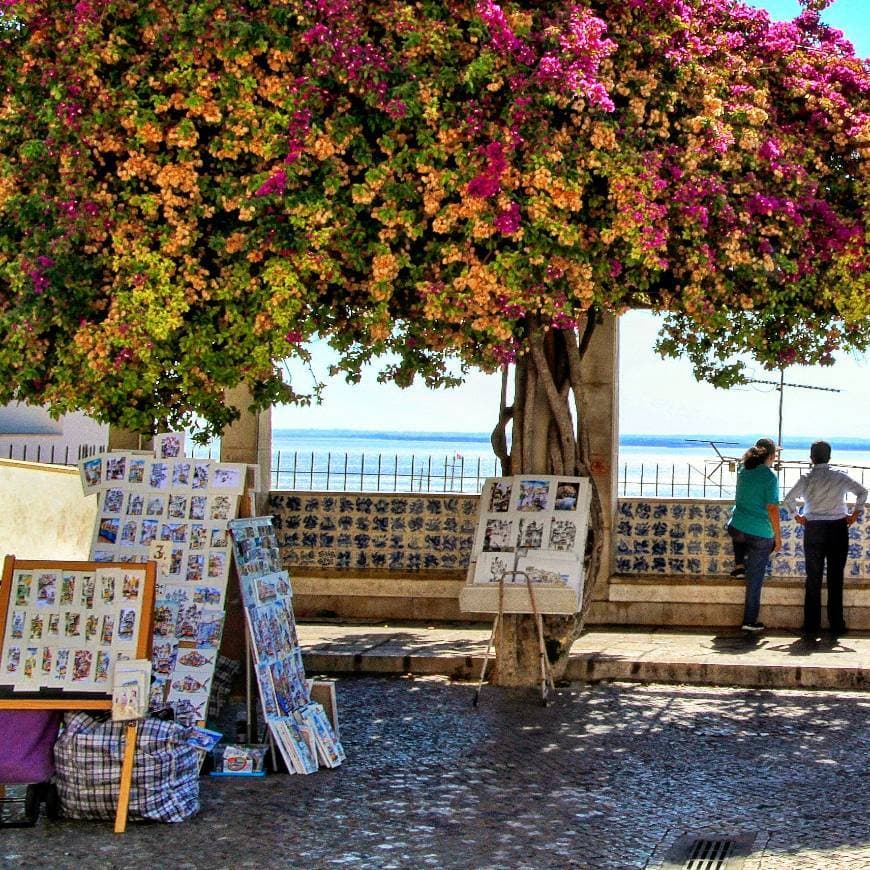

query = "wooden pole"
114;720;138;833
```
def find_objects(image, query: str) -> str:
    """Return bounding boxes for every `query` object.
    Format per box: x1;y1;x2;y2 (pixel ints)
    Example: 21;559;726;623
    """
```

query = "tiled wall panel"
268;493;870;581
269;493;478;573
615;499;870;579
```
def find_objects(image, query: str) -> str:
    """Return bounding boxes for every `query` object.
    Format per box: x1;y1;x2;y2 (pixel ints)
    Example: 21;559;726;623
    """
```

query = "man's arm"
782;477;805;521
846;477;867;525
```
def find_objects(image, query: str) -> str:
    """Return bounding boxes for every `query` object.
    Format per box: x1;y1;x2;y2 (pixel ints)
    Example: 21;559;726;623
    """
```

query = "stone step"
298;622;870;691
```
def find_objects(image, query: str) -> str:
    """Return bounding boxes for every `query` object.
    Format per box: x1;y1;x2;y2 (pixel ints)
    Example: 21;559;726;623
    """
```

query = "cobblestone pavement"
2;677;868;870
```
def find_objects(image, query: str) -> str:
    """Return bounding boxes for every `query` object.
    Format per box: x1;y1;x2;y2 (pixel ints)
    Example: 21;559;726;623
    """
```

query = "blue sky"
274;1;870;439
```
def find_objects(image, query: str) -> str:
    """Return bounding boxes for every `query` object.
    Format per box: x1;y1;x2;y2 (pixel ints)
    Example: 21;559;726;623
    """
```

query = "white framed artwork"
154;432;186;460
461;475;592;615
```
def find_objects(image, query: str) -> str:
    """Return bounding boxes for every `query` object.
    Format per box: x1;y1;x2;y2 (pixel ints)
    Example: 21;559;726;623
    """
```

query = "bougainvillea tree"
1;0;867;683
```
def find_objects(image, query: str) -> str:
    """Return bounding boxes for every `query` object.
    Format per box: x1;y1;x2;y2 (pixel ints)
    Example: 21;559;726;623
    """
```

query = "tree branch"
529;326;576;471
547;421;563;475
490;365;512;475
511;356;526;476
563;323;592;476
577;308;597;361
521;356;536;472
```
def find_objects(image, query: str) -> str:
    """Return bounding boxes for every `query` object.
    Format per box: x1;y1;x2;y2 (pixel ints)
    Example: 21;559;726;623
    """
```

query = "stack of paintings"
459;475;593;616
79;433;247;724
228;516;344;774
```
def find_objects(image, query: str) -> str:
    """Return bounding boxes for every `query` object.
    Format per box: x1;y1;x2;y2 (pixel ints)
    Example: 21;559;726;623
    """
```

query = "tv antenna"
684;439;741;479
745;369;840;448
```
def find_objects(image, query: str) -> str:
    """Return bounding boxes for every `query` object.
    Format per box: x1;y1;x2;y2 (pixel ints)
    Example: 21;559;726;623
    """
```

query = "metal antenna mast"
745;369;841;448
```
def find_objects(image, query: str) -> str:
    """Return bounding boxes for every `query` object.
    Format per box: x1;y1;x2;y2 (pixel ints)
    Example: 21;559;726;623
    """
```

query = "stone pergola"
106;316;870;631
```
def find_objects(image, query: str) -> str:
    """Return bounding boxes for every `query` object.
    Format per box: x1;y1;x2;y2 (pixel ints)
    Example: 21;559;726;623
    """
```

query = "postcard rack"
78;441;249;728
227;517;344;774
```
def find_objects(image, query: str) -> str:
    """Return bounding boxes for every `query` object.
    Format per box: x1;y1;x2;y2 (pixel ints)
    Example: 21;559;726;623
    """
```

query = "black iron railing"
270;450;500;494
5;442;868;500
0;442;106;465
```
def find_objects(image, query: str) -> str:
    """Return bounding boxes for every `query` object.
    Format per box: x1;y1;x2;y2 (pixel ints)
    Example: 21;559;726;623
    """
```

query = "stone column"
219;384;272;513
107;427;149;452
579;312;619;599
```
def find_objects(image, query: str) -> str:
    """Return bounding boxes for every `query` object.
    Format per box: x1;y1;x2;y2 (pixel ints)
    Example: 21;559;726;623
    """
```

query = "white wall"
0;459;98;560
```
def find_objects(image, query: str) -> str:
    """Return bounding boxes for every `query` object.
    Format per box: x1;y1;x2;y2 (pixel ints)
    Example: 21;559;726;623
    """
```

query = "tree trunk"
488;313;605;687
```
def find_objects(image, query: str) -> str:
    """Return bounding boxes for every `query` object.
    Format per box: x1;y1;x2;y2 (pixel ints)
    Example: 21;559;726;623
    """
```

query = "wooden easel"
0;556;156;833
472;564;556;708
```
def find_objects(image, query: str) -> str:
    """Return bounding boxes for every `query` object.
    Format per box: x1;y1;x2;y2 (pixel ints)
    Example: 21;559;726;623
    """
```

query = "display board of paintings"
228;516;344;774
79;434;246;724
459;475;592;615
0;557;156;701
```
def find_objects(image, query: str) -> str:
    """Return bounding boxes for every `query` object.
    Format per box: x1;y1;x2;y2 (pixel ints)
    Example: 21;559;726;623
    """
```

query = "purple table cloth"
0;710;61;783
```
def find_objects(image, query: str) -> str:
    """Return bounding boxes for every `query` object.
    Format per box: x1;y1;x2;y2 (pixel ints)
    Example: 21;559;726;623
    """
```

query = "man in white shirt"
783;441;867;638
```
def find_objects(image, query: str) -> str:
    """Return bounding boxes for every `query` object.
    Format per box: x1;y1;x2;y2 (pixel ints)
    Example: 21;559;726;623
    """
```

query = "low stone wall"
268;491;476;621
268;491;870;628
604;497;870;630
270;491;870;581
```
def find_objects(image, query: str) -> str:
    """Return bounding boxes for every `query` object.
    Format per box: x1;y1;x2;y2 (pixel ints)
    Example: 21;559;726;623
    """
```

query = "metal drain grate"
683;838;733;869
661;832;757;870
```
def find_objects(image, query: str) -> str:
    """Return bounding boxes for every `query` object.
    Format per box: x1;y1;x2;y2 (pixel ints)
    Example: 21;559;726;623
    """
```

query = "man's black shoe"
729;566;746;577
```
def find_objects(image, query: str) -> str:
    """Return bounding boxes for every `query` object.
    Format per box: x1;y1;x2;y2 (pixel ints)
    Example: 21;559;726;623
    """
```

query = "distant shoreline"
273;428;870;452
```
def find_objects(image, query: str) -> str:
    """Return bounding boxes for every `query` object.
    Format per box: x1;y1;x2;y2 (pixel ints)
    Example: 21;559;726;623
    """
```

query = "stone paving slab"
298;622;870;690
2;677;868;869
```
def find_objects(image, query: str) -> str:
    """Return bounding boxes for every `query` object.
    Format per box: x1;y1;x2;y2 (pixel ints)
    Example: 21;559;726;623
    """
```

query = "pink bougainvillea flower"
255;170;288;197
493;202;521;235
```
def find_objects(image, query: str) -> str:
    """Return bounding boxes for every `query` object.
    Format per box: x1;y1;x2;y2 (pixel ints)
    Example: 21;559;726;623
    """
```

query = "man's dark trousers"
802;518;849;633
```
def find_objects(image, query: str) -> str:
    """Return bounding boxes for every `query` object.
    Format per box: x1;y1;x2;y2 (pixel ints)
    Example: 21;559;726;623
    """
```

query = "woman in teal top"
727;438;782;632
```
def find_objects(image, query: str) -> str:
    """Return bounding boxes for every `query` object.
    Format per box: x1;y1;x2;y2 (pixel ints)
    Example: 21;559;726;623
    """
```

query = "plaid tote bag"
54;712;200;822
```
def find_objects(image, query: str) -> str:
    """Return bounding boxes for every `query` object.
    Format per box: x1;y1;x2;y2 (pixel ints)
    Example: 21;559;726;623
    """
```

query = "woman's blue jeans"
727;525;774;624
